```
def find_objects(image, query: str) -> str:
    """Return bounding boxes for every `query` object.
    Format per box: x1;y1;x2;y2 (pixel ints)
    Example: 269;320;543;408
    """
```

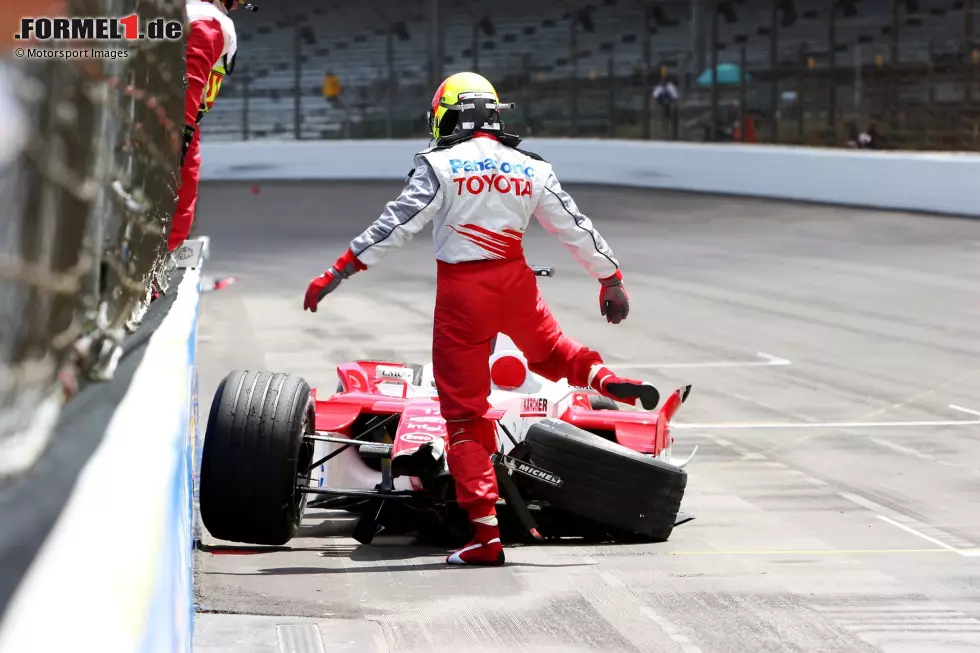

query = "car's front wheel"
199;370;315;545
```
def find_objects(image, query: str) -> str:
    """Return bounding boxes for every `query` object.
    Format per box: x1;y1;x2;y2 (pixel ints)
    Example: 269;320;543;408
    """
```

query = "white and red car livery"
309;333;696;494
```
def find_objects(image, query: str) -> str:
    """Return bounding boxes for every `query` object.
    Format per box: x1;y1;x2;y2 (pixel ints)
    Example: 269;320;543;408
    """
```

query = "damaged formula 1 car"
199;267;696;548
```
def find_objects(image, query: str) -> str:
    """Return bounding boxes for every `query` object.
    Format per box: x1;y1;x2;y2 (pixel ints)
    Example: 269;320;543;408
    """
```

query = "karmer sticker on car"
520;397;548;417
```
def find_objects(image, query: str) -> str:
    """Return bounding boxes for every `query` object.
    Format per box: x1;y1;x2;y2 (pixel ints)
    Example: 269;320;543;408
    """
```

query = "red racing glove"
303;249;367;312
598;270;630;324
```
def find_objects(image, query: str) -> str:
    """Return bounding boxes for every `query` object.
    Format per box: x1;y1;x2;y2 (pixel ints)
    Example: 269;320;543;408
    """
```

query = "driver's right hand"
303;248;367;312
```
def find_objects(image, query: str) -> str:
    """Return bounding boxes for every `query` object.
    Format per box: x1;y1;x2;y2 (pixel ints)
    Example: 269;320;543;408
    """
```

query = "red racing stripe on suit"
449;223;524;260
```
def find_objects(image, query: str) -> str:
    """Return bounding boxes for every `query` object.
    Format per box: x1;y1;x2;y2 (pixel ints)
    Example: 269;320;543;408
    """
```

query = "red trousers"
168;129;201;252
433;258;604;519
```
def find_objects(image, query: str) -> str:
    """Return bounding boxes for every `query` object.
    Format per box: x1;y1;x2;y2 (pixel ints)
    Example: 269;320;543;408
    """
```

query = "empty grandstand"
202;0;979;149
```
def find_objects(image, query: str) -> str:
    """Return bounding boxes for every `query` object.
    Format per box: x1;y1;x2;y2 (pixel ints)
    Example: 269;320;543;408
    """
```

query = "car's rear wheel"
521;418;686;542
199;370;315;545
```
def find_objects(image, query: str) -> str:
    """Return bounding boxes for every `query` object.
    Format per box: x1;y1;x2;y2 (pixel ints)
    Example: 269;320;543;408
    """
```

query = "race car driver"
167;0;252;253
303;72;660;566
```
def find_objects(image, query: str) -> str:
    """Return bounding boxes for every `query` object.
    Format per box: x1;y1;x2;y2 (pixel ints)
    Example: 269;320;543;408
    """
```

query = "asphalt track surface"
193;180;980;653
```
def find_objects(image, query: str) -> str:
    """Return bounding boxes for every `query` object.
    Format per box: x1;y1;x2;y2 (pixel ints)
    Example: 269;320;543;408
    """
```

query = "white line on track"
638;606;705;653
877;516;961;553
673;417;980;430
591;565;704;652
839;492;889;513
594;570;625;589
838;492;980;557
616;351;791;370
949;404;980;417
674;404;980;431
864;437;974;473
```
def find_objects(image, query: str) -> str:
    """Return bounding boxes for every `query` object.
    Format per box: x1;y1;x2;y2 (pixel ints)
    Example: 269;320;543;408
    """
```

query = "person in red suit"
303;73;660;566
169;0;253;252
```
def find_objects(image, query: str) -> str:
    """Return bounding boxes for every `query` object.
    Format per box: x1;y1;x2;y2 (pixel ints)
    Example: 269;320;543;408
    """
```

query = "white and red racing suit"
168;0;237;252
342;133;622;521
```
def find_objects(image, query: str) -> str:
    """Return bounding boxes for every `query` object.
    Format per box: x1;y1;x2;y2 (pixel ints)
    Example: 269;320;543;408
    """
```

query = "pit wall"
200;138;980;217
0;250;205;653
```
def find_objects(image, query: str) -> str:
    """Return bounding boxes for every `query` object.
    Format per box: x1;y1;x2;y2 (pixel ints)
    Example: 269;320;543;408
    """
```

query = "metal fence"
202;0;978;151
0;0;185;479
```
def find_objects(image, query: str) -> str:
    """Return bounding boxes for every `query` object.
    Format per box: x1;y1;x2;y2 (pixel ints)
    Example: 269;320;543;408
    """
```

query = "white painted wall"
201;138;980;217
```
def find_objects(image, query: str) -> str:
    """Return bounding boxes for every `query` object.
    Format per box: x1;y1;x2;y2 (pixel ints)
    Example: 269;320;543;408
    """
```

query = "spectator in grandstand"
848;122;886;150
322;73;341;104
731;102;756;143
732;113;757;143
864;123;887;149
653;75;679;138
303;72;658;567
653;76;679;119
168;0;252;254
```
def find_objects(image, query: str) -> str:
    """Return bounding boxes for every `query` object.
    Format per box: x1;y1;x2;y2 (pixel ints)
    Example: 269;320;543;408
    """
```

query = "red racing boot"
446;515;505;566
589;364;660;410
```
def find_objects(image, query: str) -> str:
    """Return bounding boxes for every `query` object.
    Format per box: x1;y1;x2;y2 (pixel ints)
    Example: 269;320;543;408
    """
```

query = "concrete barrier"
200;138;980;217
0;248;205;653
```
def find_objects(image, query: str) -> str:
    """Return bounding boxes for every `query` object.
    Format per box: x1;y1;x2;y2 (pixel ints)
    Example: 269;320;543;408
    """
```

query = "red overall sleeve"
184;17;224;125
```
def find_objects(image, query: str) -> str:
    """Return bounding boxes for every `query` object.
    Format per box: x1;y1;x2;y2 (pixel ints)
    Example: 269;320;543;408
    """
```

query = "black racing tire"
588;395;620;411
199;370;315;545
523;418;686;542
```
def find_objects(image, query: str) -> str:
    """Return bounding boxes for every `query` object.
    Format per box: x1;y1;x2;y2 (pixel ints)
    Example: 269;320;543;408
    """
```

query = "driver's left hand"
598;271;630;324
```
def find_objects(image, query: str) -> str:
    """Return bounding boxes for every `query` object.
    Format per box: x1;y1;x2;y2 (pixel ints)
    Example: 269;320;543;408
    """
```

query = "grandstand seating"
201;0;974;145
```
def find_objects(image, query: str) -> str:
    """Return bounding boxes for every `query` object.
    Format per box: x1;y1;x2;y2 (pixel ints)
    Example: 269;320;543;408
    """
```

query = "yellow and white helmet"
427;71;513;140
